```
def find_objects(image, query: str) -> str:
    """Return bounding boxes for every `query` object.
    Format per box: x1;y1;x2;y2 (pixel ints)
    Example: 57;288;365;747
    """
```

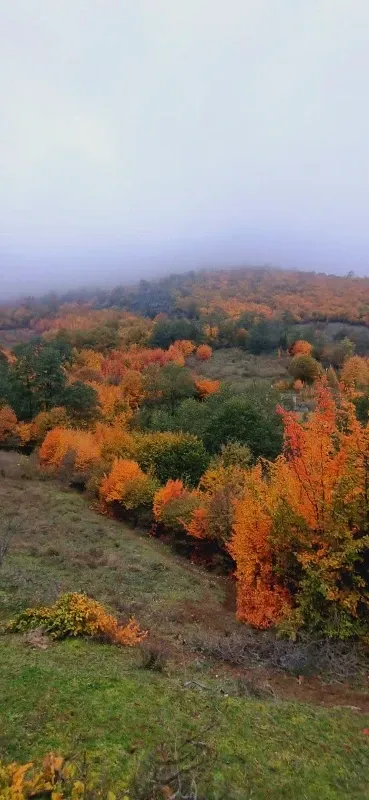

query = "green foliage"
0;353;11;406
202;394;283;459
136;432;209;486
159;494;200;533
325;337;355;368
149;317;204;349
62;381;100;426
289;354;322;384
143;363;195;414
354;392;369;424
247;319;284;354
121;473;159;512
5;342;73;420
139;385;283;461
5;592;145;645
217;440;252;469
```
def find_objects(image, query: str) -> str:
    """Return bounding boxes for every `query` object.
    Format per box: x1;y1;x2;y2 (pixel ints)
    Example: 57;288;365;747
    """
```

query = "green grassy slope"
0;465;369;798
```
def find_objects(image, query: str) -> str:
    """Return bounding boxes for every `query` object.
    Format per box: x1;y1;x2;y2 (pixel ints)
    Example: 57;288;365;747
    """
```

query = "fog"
1;0;369;296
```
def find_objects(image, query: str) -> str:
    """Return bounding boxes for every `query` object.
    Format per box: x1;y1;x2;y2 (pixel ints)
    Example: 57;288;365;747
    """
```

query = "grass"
1;638;369;799
1;463;369;797
0;468;223;633
189;347;289;391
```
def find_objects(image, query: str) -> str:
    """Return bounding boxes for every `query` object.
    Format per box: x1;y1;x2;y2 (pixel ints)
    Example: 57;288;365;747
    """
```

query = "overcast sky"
1;0;369;295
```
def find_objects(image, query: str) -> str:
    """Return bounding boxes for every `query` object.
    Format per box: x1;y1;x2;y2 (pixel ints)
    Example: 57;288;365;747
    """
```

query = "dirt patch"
224;665;369;712
23;628;51;650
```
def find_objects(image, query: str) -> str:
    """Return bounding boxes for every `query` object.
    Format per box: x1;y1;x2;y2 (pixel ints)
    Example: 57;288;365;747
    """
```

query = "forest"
1;266;369;798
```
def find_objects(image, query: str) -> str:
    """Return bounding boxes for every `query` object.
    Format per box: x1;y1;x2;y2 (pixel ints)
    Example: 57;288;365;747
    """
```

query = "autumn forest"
2;266;369;798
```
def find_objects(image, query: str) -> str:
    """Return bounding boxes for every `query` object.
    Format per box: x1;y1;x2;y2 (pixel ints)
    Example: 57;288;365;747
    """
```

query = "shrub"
160;493;201;534
140;639;169;671
99;458;159;513
194;378;220;399
341;355;369;388
218;441;251;469
289;354;321;384
153;479;187;522
0;752;123;799
0;405;17;445
202;394;283;460
134;431;209;486
196;344;212;361
40;427;101;472
173;339;195;357
6;592;147;646
290;339;312;356
185;464;246;545
31;406;69;444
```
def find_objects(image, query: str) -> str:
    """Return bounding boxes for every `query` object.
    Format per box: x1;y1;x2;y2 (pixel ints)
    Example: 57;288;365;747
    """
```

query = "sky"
1;0;369;295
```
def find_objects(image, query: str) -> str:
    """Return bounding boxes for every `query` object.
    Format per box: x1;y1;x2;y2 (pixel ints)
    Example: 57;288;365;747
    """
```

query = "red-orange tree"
230;383;369;637
290;339;312;356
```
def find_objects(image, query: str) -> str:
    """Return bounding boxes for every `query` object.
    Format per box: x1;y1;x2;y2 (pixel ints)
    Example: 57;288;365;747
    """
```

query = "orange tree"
230;383;369;638
290;339;312;356
0;405;18;445
99;458;159;518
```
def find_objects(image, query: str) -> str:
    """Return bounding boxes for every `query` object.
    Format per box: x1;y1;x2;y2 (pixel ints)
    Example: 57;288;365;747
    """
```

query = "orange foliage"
230;463;293;628
153;479;186;521
89;382;127;422
173;339;195;357
0;347;16;364
194;378;220;398
185;506;209;539
230;383;369;633
173;267;369;325
0;405;17;443
40;427;101;471
94;423;135;461
291;339;313;356
341;355;369;388
99;458;144;503
196;344;212;361
35;306;122;334
17;422;33;445
99;345;185;384
31;407;69;443
119;369;144;408
167;344;185;366
7;592;146;647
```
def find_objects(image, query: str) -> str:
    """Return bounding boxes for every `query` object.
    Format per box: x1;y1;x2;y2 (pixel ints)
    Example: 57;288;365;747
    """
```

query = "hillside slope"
1;458;369;798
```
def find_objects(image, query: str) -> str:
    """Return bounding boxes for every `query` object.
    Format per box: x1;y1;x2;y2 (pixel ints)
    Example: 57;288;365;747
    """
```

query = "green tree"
327;337;355;369
248;320;283;354
289;354;321;384
0;353;11;406
9;342;67;419
63;381;100;426
143;364;195;415
202;395;283;459
137;433;209;486
149;318;204;349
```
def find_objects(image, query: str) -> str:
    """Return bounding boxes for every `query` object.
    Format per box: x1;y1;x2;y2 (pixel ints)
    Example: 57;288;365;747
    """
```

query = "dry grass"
188;348;288;391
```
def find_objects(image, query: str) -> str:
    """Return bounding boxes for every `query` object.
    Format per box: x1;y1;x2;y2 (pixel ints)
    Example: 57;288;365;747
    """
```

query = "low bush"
0;752;123;799
5;592;147;647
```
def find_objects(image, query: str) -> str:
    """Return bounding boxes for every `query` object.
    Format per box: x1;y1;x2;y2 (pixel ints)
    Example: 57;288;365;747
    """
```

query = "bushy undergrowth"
5;592;147;647
0;752;121;799
190;628;366;679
